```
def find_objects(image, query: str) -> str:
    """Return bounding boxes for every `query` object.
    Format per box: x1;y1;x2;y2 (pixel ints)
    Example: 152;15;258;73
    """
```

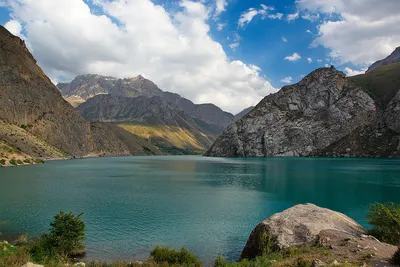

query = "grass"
118;124;205;151
349;62;400;108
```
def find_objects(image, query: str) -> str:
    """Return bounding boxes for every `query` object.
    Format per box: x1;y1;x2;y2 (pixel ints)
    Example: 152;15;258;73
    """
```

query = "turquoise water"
1;156;400;264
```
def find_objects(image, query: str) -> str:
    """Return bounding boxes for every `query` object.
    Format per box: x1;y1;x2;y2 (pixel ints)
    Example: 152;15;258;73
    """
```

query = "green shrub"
20;124;27;130
150;246;201;266
30;211;86;262
49;211;86;257
23;158;31;164
368;202;400;245
9;159;17;165
16;159;23;165
0;159;6;165
392;247;400;266
297;258;311;267
34;158;45;164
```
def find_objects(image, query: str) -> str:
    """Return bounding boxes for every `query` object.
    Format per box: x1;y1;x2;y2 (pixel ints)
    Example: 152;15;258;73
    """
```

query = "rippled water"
1;156;400;264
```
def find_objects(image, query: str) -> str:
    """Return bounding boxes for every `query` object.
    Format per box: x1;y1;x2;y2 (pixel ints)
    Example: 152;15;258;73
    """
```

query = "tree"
368;202;400;245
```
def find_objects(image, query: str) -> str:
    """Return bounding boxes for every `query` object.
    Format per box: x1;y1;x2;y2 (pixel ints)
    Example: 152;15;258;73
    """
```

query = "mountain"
0;26;161;163
76;94;219;152
234;106;254;121
205;67;376;157
58;74;234;128
366;47;400;73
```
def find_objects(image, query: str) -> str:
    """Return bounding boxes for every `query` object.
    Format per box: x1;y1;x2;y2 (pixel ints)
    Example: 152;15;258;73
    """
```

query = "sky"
1;0;399;114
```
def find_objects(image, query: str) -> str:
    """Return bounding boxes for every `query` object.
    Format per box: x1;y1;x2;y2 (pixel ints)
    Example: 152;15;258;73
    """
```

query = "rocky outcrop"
58;75;234;128
206;67;376;157
0;26;162;158
240;204;366;259
367;47;400;73
234;106;254;121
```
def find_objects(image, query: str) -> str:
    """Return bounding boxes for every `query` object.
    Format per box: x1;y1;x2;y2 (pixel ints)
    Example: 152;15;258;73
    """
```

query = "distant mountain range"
0;26;162;165
58;74;252;153
207;46;400;158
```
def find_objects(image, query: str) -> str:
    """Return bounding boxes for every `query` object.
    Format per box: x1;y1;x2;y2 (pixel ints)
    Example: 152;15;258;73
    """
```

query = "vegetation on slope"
349;62;400;108
118;124;205;154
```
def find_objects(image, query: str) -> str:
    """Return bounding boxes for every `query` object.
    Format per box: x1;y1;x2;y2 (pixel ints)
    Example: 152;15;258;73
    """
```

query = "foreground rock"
240;204;397;266
22;263;44;267
206;67;376;157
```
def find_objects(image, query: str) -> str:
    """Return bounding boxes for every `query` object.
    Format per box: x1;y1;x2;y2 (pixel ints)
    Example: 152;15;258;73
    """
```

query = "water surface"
1;156;400;264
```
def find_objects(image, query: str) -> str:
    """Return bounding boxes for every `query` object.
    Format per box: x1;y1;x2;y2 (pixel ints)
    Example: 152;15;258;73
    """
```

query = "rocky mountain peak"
205;66;375;157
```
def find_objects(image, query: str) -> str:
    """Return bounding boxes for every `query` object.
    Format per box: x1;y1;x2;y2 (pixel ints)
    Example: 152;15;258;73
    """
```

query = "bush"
392;247;400;266
0;159;6;165
49;211;86;257
150;246;201;266
368;203;400;245
30;211;86;261
16;159;23;165
34;158;45;164
23;158;31;164
9;159;17;165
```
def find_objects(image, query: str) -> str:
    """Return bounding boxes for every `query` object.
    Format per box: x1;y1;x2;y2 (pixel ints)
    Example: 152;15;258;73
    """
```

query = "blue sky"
0;0;399;113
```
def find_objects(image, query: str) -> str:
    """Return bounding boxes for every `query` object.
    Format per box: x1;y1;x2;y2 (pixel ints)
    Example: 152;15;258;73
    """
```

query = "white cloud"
317;59;323;62
216;23;226;31
307;57;312;63
344;67;367;77
286;12;299;22
282;36;288;42
238;8;259;28
4;19;22;36
284;53;302;62
4;0;277;114
306;29;312;34
281;76;293;84
238;4;281;27
215;0;227;16
297;0;400;65
229;42;240;51
268;13;283;20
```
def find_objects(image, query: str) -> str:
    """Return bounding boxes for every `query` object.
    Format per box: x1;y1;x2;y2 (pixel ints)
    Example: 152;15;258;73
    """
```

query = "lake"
1;156;400;264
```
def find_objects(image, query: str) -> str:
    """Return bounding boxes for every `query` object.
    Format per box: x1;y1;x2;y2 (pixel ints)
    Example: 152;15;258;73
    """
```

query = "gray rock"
240;204;365;260
206;67;376;157
22;263;44;267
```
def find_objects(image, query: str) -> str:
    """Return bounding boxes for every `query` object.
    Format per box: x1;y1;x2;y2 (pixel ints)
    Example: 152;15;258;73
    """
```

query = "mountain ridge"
367;46;400;73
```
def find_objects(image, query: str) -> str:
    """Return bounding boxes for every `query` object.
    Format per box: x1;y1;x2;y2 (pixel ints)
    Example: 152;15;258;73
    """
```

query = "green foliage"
392;247;400;266
16;159;23;165
0;243;30;267
297;258;311;267
29;211;86;262
20;124;27;130
34;158;45;164
49;211;86;257
0;159;6;165
257;229;278;255
150;246;201;266
9;159;17;165
23;158;31;164
368;202;400;245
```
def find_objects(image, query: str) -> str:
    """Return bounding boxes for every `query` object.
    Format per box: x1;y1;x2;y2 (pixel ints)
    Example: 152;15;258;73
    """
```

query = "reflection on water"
0;156;399;264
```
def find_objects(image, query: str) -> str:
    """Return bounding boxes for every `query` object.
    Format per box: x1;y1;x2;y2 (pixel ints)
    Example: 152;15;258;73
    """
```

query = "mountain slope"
366;47;400;73
349;62;400;108
58;74;234;128
234;106;254;121
76;94;217;151
0;26;161;159
205;67;376;157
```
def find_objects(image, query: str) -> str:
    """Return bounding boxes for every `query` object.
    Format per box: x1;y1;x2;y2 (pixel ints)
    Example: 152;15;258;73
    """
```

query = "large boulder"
240;204;366;260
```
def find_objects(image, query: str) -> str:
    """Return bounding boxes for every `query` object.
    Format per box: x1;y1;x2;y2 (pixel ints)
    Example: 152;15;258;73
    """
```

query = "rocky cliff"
58;74;234;128
367;47;400;73
0;26;161;159
206;67;376;157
